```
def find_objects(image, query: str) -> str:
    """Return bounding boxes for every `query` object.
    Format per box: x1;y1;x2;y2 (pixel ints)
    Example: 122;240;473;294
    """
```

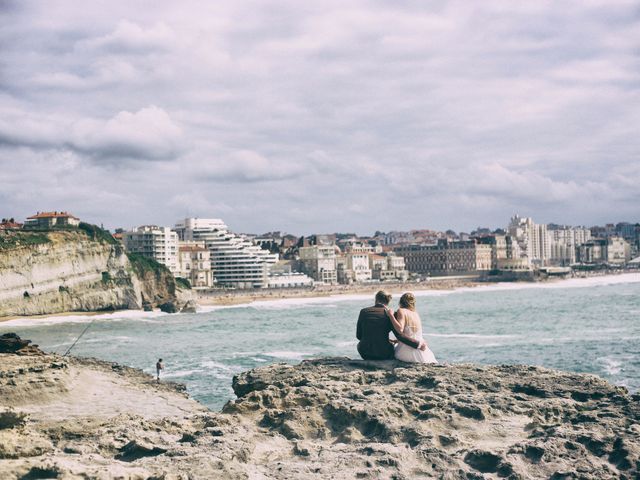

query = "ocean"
2;273;639;410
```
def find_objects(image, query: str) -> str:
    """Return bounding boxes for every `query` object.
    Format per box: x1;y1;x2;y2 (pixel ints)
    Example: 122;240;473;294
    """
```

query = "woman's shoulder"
402;308;421;320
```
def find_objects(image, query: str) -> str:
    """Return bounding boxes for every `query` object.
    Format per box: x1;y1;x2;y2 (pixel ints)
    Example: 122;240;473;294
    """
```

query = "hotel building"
298;245;338;284
122;225;180;274
174;218;278;289
395;239;492;276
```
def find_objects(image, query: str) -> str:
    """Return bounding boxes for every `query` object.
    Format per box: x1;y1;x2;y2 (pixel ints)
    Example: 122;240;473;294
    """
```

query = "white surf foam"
200;273;640;312
263;350;313;361
598;356;623;375
162;368;204;378
427;333;520;339
0;309;167;328
447;273;640;296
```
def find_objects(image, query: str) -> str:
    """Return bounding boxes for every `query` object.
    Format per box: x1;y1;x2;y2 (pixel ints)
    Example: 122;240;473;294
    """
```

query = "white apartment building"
370;254;409;281
548;227;592;266
177;241;213;288
298;245;338;284
347;252;372;283
174;218;278;289
508;215;550;265
607;237;631;264
122;225;179;274
267;272;314;288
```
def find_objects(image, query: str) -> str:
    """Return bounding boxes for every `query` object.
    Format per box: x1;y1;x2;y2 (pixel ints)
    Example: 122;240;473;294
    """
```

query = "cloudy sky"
1;1;638;235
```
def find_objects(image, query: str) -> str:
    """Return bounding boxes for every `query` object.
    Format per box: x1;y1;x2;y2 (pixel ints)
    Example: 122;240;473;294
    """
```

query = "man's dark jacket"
356;304;420;360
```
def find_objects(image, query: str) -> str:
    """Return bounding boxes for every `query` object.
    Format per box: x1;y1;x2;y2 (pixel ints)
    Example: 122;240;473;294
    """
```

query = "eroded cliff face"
0;231;178;317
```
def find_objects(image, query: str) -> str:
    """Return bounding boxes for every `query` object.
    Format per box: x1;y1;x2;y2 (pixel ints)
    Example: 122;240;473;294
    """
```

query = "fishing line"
63;318;96;357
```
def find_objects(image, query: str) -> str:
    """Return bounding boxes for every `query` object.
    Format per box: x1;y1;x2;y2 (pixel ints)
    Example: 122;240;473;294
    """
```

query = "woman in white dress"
387;292;437;364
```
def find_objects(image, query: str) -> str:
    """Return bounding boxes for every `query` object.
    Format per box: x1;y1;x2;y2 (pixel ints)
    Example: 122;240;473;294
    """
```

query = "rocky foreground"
0;344;638;479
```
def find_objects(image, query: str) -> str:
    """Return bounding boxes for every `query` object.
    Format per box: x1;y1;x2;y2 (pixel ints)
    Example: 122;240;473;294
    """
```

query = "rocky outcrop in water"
0;229;188;317
0;349;638;479
0;333;44;356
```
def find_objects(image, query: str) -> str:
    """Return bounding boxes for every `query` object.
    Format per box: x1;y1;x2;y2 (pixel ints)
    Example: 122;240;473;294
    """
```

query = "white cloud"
0;0;638;233
0;105;184;161
76;20;175;53
70;106;184;160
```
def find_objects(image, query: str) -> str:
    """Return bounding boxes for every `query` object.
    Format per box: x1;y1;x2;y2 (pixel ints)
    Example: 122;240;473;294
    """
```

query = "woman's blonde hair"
399;292;416;311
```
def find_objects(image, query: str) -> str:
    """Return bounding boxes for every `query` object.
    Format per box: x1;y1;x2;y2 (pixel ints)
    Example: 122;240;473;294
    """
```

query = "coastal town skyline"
4;209;639;240
2;1;639;234
3;210;638;291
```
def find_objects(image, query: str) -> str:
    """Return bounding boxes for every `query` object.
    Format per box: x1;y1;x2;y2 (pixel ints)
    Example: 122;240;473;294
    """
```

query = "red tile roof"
179;245;208;252
0;221;22;229
27;211;80;220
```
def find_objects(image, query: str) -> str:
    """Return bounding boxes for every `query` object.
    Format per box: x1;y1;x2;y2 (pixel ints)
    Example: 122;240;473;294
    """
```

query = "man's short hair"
375;290;392;305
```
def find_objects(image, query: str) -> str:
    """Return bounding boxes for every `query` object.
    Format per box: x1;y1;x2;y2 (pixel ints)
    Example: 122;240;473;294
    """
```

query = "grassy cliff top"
0;223;117;251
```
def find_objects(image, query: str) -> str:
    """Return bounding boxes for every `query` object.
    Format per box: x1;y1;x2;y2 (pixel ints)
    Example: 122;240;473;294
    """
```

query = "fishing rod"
63;318;96;357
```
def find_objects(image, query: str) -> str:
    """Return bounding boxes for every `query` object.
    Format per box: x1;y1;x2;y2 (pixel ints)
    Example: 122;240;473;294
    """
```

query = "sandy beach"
196;275;483;307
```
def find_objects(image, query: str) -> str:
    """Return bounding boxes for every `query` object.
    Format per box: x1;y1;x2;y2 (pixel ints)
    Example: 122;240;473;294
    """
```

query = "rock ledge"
1;354;638;479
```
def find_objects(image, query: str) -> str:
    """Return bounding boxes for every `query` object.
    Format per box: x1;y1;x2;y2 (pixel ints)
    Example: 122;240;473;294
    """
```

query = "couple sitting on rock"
356;290;437;363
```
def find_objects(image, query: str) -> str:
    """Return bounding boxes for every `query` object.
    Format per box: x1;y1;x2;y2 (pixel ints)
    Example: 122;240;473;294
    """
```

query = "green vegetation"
0;231;51;250
58;285;70;293
78;222;118;245
175;277;192;289
101;271;112;284
127;252;172;276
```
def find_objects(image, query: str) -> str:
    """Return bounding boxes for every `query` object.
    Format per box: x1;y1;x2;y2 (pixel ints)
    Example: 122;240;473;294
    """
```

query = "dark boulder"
158;302;179;314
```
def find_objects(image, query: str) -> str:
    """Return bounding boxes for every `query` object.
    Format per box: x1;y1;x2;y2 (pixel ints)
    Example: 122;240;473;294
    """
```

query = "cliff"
0;347;638;479
0;227;183;317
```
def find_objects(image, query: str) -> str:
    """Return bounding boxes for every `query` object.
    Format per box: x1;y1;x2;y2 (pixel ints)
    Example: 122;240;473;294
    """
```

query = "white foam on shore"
264;350;313;361
201;272;640;311
3;272;638;327
598;356;623;376
443;272;640;296
0;309;167;328
427;333;520;339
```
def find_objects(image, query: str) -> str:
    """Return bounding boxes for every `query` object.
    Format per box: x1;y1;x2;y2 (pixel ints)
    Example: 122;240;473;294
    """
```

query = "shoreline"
197;275;482;307
1;270;639;324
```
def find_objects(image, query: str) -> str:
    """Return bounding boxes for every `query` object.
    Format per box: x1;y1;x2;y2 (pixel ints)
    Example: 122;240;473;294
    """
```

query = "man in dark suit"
356;290;426;360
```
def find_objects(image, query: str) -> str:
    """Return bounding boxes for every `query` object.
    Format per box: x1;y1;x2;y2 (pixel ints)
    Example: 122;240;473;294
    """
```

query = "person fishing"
156;358;164;382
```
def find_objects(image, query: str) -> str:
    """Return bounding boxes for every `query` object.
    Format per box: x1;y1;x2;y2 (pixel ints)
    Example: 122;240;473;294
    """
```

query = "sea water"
2;274;639;410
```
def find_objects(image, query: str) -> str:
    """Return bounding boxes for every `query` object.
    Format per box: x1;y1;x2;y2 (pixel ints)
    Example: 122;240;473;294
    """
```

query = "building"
122;225;179;274
370;253;409;281
577;237;631;265
507;215;550;265
267;272;314;288
606;237;631;264
267;261;314;288
395;239;492;276
547;226;592;266
174;218;278;289
298;245;338;284
0;218;22;229
475;234;507;269
177;241;213;288
24;211;80;229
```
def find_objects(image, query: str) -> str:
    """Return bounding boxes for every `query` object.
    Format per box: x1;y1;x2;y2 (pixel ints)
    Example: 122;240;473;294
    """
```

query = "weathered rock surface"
0;353;638;479
0;333;44;355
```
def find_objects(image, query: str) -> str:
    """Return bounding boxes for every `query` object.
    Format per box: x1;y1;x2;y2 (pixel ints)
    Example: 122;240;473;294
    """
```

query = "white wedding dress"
394;316;437;364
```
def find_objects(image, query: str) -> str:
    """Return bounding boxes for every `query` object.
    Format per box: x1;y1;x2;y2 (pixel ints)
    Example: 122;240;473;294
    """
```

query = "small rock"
0;409;27;430
293;442;310;457
159;302;179;314
453;403;486;420
464;450;503;473
180;300;197;313
115;440;167;462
